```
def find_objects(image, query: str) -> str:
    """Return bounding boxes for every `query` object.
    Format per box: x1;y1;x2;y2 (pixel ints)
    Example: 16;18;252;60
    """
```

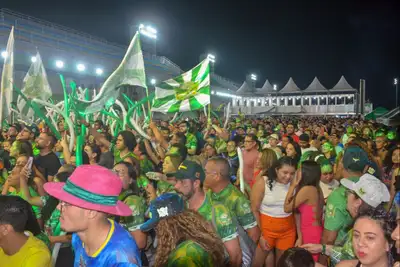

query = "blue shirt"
72;219;141;267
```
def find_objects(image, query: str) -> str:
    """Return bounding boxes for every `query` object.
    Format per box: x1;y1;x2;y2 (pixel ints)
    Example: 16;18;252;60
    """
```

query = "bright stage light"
31;56;37;63
139;24;158;39
207;54;216;63
150;78;156;85
1;51;7;59
95;68;103;75
250;74;257;81
55;60;64;69
77;64;86;72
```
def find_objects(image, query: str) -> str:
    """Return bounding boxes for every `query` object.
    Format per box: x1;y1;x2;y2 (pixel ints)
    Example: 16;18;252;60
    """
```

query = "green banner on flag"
151;58;210;113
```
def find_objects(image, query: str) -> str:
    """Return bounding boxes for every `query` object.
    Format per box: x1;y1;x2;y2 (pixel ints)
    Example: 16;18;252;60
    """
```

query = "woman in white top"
251;156;297;266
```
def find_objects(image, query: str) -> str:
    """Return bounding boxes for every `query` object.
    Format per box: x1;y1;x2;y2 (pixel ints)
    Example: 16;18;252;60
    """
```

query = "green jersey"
324;176;359;244
209;183;257;230
32;142;40;157
167;240;214;267
8;187;41;219
41;196;65;237
119;192;147;232
197;193;238;242
113;150;137;165
331;230;356;265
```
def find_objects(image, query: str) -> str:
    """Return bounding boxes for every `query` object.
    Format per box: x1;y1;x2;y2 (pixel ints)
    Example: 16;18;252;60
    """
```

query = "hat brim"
166;172;186;180
44;182;132;216
340;178;356;191
140;217;158;232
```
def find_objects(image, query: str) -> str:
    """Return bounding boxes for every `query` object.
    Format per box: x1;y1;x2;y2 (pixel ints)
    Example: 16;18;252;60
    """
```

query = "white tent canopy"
330;76;357;92
236;81;253;94
279;77;301;94
256;79;275;94
303;77;328;92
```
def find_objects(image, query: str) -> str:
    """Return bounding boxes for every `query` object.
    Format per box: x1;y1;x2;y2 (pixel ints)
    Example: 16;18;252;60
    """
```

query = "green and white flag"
17;51;52;117
151;58;210;113
0;26;14;124
74;32;147;114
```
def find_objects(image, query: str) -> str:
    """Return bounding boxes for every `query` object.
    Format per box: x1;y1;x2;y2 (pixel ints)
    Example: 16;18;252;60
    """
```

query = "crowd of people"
0;114;399;267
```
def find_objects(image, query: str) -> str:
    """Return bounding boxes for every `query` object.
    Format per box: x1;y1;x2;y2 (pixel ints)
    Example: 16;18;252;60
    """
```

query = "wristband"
322;244;326;255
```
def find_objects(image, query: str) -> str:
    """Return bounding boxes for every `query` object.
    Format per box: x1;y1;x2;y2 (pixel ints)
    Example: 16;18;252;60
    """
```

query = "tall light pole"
395;78;398;109
139;24;157;55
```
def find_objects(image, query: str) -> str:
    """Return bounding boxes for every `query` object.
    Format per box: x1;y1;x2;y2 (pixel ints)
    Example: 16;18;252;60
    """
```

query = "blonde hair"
259;148;278;171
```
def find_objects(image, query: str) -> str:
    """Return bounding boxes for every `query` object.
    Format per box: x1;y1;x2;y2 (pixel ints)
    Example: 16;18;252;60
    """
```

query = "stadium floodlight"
139;24;157;39
31;56;37;63
1;51;7;59
150;78;157;85
250;74;257;81
395;78;398;85
77;63;86;72
95;68;103;75
207;54;216;63
273;84;277;90
55;60;64;69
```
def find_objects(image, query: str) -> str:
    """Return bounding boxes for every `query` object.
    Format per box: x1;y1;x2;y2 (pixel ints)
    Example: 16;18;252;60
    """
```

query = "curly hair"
154;209;225;267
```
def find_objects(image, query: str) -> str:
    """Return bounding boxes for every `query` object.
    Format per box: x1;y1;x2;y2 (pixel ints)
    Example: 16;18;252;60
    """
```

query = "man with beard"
34;132;61;182
283;123;299;143
44;165;141;266
84;119;137;165
178;121;197;156
171;160;242;267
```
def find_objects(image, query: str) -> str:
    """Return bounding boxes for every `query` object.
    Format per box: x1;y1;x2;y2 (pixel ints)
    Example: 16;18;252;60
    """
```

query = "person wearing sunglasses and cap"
44;165;142;266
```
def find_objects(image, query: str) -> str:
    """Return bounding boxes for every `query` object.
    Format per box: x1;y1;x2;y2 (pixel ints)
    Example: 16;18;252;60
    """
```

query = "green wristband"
322;244;326;255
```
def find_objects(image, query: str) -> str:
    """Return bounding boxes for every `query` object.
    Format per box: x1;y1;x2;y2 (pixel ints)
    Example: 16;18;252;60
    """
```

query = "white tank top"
260;177;292;218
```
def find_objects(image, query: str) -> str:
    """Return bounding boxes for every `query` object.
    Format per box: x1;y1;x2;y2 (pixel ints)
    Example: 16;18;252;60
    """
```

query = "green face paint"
322;143;333;153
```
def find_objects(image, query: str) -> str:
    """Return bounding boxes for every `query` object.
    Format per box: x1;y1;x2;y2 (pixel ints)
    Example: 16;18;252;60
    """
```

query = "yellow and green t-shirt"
167;240;213;267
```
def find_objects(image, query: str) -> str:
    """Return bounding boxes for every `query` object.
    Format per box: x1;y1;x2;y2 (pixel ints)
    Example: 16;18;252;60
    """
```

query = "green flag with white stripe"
151;58;210;113
74;32;147;114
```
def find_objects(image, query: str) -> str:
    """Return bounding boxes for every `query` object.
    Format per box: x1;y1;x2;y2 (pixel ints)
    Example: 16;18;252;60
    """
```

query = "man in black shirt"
34;132;61;182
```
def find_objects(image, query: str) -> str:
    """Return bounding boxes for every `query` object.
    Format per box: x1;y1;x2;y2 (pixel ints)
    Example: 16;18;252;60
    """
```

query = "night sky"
5;0;400;108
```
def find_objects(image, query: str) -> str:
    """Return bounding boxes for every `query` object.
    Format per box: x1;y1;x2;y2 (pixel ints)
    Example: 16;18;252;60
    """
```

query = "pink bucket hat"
44;165;131;216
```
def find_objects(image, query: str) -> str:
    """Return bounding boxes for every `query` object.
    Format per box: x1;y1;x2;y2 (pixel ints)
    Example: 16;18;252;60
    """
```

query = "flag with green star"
151;58;210;113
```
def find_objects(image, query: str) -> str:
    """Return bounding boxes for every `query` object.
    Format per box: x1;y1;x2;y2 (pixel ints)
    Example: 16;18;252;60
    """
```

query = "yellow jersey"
0;231;51;267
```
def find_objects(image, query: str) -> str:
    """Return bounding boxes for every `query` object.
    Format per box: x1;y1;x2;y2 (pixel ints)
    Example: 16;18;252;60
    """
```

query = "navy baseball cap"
140;193;185;232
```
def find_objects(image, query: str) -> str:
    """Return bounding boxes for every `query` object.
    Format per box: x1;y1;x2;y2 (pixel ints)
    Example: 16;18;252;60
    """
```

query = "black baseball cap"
166;160;205;182
23;124;40;137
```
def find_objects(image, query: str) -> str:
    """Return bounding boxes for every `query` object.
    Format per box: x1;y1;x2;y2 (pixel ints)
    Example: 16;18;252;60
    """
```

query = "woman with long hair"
84;143;101;165
285;141;302;165
335;208;395;267
302;174;392;265
140;193;225;267
253;148;278;187
284;160;324;261
251;156;297;266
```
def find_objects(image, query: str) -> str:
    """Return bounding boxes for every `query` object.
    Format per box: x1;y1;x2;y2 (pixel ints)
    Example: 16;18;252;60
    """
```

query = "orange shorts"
260;213;296;250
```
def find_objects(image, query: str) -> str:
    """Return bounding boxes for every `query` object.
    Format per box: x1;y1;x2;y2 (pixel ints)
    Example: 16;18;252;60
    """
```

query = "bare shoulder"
335;260;359;267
